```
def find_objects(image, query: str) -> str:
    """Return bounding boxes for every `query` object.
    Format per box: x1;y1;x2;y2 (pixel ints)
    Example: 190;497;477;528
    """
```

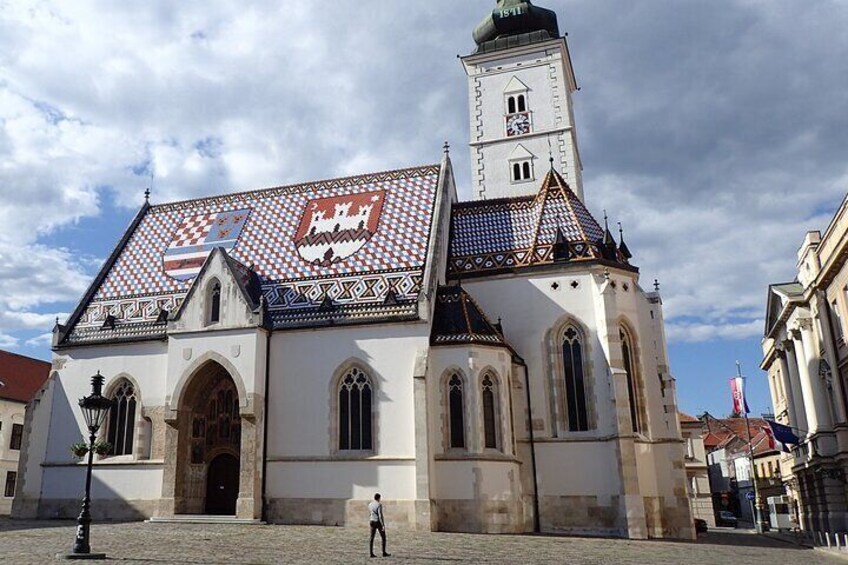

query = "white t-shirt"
368;500;384;523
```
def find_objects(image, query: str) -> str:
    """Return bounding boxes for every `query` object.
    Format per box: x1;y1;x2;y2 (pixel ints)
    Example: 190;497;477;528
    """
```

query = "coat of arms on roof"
163;208;252;281
294;190;386;267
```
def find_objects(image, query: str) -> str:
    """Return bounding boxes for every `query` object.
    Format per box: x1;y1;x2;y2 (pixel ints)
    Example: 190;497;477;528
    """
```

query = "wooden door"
205;453;239;515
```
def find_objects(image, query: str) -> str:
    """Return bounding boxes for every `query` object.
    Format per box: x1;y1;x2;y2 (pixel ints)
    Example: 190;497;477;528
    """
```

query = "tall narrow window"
517;94;526;112
832;299;844;341
562;327;589;431
448;374;465;449
621;328;642;433
107;380;137;456
4;471;15;497
209;282;221;324
522;161;531;180
9;424;22;451
482;375;498;449
507;96;516;114
338;367;373;451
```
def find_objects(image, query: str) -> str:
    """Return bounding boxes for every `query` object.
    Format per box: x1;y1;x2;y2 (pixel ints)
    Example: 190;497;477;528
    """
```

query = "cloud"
0;0;846;352
666;319;764;343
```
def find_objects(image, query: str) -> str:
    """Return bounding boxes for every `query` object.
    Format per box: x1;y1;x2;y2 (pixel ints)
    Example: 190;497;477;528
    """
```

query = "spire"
617;222;632;260
602;210;615;246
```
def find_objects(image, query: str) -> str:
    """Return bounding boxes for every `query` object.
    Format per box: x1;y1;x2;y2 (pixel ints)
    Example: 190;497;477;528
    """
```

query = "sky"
1;1;847;417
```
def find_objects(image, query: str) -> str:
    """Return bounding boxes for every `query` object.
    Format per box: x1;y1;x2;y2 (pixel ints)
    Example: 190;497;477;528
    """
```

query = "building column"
594;271;647;539
815;292;848;425
783;340;809;433
792;321;832;435
777;348;800;429
412;348;434;531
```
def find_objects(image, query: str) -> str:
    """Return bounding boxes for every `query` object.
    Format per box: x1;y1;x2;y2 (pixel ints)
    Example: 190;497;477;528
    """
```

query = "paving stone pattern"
0;520;841;564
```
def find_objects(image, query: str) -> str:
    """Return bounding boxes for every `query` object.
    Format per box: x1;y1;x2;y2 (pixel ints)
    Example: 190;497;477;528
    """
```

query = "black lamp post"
61;372;113;560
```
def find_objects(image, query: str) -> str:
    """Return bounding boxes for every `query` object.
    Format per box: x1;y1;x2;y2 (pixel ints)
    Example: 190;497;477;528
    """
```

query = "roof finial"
604;268;610;281
603;209;609;231
736;360;743;378
547;135;555;171
616;221;632;260
443;140;450;154
144;187;150;202
654;279;660;292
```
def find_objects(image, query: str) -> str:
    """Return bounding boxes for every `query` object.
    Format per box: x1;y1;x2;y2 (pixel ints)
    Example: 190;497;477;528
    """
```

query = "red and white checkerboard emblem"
295;191;385;267
164;209;251;280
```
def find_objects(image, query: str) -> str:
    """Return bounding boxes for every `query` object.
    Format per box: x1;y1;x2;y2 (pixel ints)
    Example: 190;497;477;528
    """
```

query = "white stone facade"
463;38;584;201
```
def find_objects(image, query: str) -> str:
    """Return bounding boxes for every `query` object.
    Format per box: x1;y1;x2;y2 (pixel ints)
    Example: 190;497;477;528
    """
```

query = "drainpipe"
518;356;541;533
260;326;272;523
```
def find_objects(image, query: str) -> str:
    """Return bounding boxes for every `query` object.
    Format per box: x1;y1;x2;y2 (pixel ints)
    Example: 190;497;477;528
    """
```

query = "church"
14;1;694;539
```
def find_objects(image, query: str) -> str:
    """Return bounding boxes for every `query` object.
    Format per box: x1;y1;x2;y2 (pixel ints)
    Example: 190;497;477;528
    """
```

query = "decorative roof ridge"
545;168;593;246
150;163;442;213
453;194;536;209
57;200;152;347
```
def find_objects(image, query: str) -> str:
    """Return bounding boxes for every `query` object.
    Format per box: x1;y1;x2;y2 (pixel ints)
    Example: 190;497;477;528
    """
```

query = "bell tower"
461;0;584;201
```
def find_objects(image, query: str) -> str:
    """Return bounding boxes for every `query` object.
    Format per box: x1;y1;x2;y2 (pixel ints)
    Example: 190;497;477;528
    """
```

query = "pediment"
169;248;264;333
509;143;535;161
504;76;529;94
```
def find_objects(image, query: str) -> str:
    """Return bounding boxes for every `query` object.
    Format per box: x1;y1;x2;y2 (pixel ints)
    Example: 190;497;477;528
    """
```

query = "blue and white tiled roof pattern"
448;170;607;276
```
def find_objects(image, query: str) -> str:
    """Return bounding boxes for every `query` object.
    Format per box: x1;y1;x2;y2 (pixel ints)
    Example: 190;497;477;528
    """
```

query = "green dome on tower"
472;0;560;53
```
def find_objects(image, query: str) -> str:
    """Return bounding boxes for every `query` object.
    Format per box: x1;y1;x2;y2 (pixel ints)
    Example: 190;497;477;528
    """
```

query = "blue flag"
766;420;801;453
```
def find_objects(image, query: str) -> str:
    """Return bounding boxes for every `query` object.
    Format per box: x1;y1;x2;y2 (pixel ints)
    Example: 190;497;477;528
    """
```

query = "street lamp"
60;372;113;560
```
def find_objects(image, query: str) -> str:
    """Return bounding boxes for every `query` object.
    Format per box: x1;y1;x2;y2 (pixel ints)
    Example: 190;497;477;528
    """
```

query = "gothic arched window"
339;367;373;451
562;326;589;432
448;373;465;449
620;327;642;433
209;280;221;324
107;380;137;456
482;374;499;449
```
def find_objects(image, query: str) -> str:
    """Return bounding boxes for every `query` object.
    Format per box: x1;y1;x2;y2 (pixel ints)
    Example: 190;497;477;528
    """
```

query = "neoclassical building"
762;192;848;533
15;1;693;539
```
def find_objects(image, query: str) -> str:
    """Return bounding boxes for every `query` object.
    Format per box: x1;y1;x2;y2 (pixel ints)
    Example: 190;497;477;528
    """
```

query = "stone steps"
147;515;265;525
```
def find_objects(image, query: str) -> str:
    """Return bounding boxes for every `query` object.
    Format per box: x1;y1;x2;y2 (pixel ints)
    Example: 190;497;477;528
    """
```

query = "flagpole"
739;361;765;534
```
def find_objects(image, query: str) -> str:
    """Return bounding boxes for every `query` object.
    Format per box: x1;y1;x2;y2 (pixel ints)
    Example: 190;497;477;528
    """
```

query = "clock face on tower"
505;112;531;137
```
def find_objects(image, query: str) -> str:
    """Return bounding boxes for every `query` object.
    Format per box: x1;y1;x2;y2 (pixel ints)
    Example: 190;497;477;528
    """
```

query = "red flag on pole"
730;376;750;415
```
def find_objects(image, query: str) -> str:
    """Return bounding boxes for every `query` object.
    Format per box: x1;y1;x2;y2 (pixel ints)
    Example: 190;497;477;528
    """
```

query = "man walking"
368;493;390;558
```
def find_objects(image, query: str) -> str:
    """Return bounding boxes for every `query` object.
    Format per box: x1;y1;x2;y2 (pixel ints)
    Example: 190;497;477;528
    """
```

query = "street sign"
746;491;755;501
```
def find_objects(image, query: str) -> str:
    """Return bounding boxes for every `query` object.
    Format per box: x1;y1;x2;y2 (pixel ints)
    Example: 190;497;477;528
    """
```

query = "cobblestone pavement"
0;519;841;564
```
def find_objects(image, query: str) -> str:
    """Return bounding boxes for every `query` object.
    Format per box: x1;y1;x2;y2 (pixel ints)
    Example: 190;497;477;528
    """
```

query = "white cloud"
666;320;764;343
0;0;846;352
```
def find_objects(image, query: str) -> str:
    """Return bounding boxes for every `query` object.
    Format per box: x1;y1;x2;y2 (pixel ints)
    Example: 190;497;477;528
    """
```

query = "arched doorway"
176;361;242;515
206;454;239;515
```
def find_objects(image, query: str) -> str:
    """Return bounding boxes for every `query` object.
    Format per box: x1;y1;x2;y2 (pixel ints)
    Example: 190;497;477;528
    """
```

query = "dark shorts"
370;520;384;533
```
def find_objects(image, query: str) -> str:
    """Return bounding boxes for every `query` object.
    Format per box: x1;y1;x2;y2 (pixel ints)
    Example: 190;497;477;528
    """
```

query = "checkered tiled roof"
62;165;441;344
448;169;617;277
430;285;510;348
